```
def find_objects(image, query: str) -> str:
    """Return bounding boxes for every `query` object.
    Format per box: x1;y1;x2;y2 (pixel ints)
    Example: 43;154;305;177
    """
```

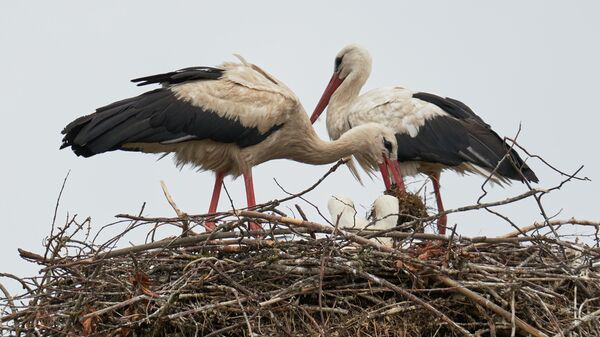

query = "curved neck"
326;68;371;131
289;126;373;165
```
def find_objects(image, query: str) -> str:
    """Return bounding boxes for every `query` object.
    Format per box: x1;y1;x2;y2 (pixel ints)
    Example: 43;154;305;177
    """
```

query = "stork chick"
327;194;400;246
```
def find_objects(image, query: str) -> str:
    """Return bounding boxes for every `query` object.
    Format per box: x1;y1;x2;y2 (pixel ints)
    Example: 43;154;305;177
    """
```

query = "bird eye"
383;139;393;153
334;56;343;72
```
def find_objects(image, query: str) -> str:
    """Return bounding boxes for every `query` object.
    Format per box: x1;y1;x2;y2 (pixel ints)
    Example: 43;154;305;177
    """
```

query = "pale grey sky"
1;1;598;294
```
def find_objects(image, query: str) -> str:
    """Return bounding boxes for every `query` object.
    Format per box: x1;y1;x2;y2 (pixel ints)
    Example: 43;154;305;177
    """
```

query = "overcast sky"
1;1;598;294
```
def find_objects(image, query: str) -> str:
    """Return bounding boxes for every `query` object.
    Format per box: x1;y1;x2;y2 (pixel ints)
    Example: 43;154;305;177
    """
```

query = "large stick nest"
1;161;600;336
2;207;600;337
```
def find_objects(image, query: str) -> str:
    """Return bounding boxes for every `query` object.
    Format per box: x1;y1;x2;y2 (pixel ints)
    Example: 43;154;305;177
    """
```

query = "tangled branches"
1;204;599;336
1;156;599;336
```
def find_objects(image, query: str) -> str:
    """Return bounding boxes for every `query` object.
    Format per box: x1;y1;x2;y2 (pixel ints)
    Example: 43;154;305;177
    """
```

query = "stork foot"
248;221;262;232
204;220;217;231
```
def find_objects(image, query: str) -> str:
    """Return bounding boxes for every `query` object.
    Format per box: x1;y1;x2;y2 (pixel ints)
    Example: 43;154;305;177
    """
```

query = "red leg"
385;157;406;193
378;163;392;191
205;172;225;230
243;170;262;231
429;172;447;235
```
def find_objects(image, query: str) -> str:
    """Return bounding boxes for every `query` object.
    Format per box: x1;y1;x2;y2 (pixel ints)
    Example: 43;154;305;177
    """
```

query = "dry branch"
2;162;599;336
3;207;599;337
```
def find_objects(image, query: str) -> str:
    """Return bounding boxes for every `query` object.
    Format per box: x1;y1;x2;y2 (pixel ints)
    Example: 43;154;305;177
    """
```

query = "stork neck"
290;125;373;165
326;71;370;133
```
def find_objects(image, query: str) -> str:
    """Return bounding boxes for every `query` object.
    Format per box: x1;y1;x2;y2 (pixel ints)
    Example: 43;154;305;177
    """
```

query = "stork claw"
248;222;262;231
204;221;216;230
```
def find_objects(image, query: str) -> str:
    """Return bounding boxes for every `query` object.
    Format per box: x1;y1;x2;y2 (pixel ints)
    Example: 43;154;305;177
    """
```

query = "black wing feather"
396;117;468;167
61;88;282;157
131;67;224;86
396;115;538;183
413;92;489;127
410;92;537;183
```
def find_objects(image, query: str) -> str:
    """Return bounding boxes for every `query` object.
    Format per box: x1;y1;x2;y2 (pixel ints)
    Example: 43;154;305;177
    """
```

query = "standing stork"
310;44;538;234
61;55;401;231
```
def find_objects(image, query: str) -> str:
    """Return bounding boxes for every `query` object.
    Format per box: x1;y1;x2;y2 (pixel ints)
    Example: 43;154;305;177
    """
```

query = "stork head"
310;44;372;123
369;194;400;246
367;123;397;166
370;195;400;230
340;123;398;167
339;123;403;190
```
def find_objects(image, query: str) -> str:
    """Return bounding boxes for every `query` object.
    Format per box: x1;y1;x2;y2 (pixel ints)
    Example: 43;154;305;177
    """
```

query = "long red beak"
310;73;343;124
385;157;406;192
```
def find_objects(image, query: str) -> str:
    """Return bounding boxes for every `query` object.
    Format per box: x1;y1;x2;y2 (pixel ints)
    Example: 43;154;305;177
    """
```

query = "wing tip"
522;168;539;184
130;77;153;86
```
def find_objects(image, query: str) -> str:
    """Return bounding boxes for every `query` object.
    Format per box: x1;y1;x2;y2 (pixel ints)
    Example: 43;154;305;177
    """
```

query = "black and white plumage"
310;44;538;234
61;66;283;161
395;91;537;183
61;55;401;231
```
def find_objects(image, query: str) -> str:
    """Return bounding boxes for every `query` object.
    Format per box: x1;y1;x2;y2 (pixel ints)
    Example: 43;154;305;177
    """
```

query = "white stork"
310;44;538;234
61;55;401;231
327;194;399;246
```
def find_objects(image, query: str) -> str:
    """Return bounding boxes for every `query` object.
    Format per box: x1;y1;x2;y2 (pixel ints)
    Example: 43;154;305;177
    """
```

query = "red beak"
310;73;343;124
378;162;392;190
385;157;406;193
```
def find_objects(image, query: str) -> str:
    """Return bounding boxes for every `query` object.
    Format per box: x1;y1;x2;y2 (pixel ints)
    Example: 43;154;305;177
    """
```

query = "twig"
48;170;71;260
0;282;18;335
233;290;254;337
502;218;600;238
436;275;549;337
334;265;474;337
256;159;348;210
553;308;600;337
167;298;243;320
234;210;405;257
81;294;152;319
160;180;190;236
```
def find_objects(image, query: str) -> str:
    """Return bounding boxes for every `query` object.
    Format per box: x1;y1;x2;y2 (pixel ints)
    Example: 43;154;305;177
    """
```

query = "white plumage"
311;44;538;235
327;194;399;246
62;54;401;232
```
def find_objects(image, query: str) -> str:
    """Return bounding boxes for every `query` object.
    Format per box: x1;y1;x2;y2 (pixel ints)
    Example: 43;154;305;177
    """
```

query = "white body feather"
327;194;399;246
324;46;509;183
